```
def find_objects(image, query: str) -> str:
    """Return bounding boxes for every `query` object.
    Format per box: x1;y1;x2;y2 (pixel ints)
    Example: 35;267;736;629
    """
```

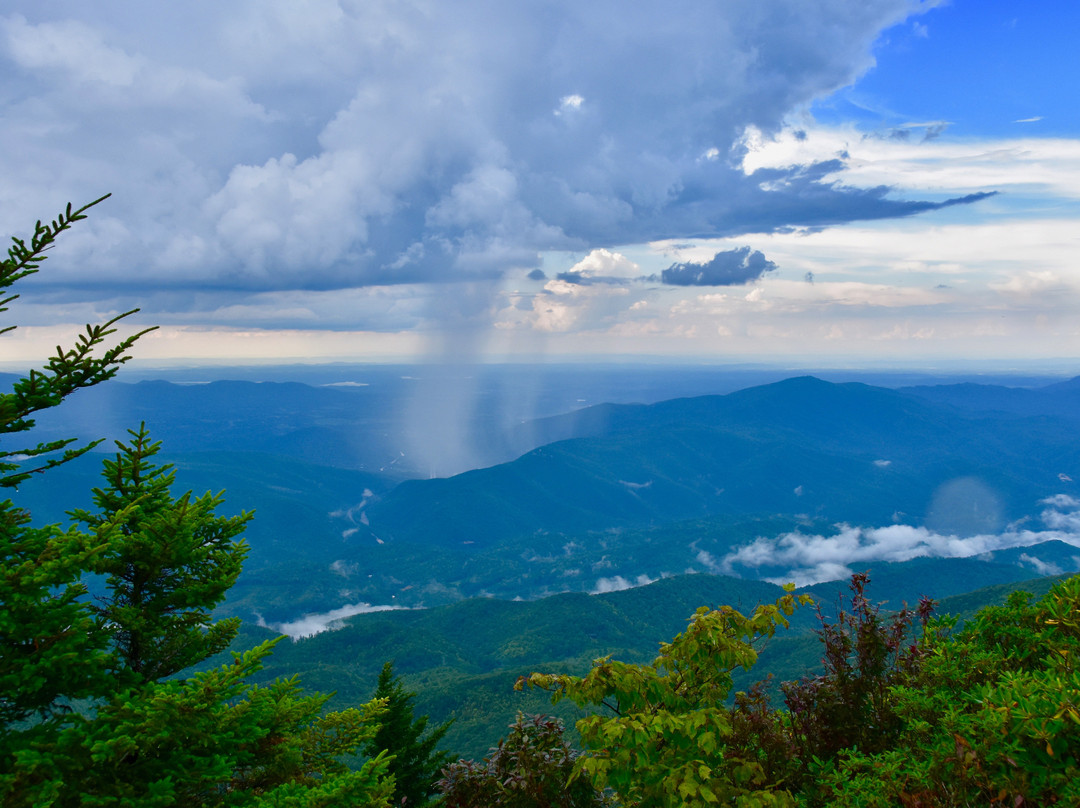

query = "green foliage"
69;424;251;683
781;572;928;767
524;589;812;807
813;576;1080;806
1;198;144;732
0;499;110;728
6;641;392;807
0;203;393;807
362;661;452;807
439;713;608;808
0;195;155;489
518;572;1080;806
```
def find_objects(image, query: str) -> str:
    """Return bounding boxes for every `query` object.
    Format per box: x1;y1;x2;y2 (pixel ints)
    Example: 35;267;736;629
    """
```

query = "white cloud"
0;1;947;304
1018;553;1062;576
3;16;139;86
720;497;1080;587
741;123;1080;200
565;248;641;281
556;94;585;115
591;573;656;594
9;1;1080;366
257;601;411;639
1041;494;1080;508
524;276;632;333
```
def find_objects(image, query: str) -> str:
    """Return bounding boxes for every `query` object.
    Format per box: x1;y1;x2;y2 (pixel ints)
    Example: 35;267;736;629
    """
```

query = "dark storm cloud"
555;272;629;286
661;247;778;287
0;0;955;327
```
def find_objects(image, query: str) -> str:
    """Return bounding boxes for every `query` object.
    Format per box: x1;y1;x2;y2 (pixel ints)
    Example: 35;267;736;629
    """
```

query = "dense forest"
4;206;1079;806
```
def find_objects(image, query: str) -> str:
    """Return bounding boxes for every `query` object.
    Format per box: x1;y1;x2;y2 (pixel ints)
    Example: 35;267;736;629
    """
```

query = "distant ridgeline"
17;373;1080;622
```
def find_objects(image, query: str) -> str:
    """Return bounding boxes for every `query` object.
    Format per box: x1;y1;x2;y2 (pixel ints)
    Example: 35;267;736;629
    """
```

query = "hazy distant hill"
10;371;1080;620
16;377;419;475
366;376;1080;547
11;365;1080;757
901;375;1080;420
5;364;843;478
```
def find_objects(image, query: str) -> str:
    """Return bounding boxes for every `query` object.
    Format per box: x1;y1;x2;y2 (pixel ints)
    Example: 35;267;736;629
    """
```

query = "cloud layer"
257;601;408;639
1;0;946;319
714;495;1080;586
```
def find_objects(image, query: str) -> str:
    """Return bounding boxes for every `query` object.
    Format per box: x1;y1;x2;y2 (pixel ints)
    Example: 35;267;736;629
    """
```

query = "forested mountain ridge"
14;371;1080;622
226;560;1070;760
364;374;1080;550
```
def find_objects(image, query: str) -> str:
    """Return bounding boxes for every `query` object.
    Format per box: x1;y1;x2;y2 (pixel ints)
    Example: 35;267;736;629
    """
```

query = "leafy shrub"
439;713;607;808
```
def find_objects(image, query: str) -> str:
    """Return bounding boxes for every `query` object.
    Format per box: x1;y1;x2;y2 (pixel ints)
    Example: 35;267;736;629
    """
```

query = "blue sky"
1;0;1078;367
826;2;1079;138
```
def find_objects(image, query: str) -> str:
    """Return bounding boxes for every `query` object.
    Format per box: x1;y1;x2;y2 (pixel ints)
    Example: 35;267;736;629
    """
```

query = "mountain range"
12;371;1080;620
9;365;1080;758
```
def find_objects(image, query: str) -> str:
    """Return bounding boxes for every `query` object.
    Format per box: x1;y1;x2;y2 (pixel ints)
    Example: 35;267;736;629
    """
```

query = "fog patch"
1018;554;1063;577
258;602;411;640
696;549;720;570
330;559;359;577
720;495;1080;587
591;573;656;594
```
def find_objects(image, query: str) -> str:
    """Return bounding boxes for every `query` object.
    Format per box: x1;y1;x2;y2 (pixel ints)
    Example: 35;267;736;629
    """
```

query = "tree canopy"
513;573;1080;806
362;661;453;807
0;201;394;807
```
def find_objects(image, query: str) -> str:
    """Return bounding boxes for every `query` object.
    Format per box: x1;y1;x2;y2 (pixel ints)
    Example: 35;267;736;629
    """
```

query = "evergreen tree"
70;424;251;684
0;201;395;807
364;662;453;807
1;196;147;733
0;196;154;490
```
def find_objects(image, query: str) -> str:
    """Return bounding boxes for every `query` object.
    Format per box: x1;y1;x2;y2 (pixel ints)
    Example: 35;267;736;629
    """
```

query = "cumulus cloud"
716;496;1080;586
0;0;956;328
557;248;641;285
661;247;778;287
1042;494;1080;508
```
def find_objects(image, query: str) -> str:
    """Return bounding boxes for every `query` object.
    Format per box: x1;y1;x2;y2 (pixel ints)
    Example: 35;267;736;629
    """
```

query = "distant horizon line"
4;355;1079;379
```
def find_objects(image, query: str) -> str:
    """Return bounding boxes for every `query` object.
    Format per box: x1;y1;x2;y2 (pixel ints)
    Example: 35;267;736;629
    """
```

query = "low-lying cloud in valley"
257;602;409;640
591;574;658;594
712;495;1080;587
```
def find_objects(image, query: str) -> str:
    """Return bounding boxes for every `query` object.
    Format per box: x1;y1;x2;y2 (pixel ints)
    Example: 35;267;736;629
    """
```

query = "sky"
2;0;1079;367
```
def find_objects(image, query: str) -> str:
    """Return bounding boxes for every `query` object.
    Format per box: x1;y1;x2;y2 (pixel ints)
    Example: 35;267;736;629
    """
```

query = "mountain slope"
366;376;1080;547
236;558;1070;759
